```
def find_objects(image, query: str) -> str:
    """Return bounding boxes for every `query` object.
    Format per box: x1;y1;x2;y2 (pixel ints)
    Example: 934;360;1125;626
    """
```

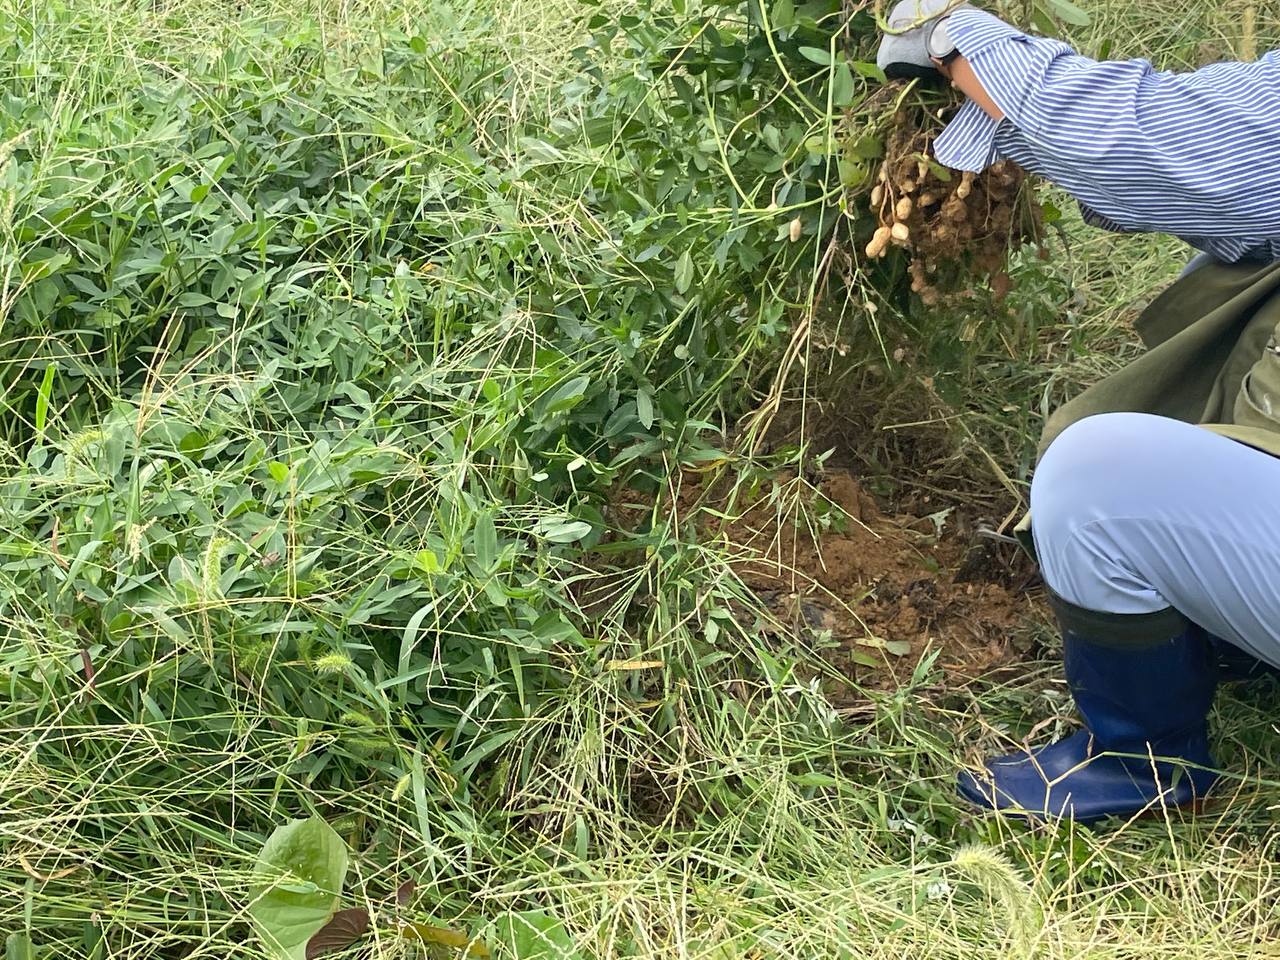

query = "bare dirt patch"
698;469;1046;696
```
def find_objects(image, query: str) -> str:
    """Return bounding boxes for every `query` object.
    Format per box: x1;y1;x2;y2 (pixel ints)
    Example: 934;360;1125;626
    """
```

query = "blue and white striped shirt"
932;9;1280;264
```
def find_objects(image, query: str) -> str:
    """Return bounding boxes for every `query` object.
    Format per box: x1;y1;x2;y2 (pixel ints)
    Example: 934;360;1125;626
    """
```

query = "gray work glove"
876;0;972;79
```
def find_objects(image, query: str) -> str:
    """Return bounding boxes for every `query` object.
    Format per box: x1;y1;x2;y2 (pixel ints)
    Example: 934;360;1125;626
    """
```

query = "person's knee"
1030;413;1178;560
1031;412;1270;619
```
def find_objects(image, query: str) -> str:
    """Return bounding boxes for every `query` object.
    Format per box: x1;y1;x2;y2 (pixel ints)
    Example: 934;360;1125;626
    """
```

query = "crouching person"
877;1;1280;822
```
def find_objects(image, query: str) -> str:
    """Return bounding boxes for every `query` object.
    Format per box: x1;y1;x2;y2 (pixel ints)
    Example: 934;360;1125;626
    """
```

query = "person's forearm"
931;9;1280;259
938;55;1004;121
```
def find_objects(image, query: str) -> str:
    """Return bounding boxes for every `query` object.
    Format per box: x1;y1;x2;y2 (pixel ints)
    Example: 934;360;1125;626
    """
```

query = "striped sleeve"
932;9;1280;264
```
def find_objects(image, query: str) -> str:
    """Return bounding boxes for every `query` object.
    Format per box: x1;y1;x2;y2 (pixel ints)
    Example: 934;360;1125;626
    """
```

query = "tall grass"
3;0;1280;958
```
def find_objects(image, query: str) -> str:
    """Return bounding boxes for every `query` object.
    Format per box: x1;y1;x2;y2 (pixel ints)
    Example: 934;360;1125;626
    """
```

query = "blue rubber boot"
1211;635;1280;683
958;597;1219;824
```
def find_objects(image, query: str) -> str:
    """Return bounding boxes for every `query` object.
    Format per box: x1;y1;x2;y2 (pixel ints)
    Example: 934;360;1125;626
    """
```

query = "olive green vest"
1016;259;1280;549
1042;259;1280;456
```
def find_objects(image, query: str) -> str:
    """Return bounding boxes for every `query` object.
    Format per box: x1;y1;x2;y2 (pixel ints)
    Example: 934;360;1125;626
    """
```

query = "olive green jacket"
1016;259;1280;549
1042;259;1280;457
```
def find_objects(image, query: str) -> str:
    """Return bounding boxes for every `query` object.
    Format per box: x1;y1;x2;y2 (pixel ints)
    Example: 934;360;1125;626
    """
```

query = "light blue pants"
1031;412;1280;667
1180;251;1217;278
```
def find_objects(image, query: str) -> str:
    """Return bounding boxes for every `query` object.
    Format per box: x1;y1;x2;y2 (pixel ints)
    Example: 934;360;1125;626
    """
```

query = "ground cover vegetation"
2;0;1279;956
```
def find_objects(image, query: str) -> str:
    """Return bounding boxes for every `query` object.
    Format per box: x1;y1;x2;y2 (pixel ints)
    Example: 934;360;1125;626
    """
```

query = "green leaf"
771;0;794;31
831;61;855;107
151;161;185;192
473;513;498;571
851;61;887;83
60;540;105;597
847;135;883;160
1030;6;1057;34
517;137;565;163
797;46;833;67
35;364;55;439
837;157;867;187
674;249;694;295
400;601;438;688
636;389;655;430
535;518;593;543
1042;0;1090;26
248;818;349;960
491;910;581;960
537;376;590;416
22;251;71;283
483;578;509;607
804;134;837;157
925;158;953;182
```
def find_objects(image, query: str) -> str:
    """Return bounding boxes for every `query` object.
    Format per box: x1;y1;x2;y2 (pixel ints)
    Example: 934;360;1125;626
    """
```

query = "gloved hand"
876;0;972;79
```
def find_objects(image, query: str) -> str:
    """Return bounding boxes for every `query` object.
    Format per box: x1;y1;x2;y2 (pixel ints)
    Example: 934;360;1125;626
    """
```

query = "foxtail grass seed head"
126;520;155;562
312;652;354;675
950;844;1044;959
0;130;29;171
202;536;230;598
391;774;412;801
61;428;104;480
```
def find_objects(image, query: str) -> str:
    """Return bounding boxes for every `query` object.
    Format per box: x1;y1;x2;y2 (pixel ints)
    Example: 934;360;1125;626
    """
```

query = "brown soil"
695;469;1046;697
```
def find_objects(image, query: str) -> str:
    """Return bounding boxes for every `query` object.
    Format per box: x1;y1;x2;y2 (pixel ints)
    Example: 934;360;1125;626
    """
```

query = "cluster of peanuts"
860;112;1038;306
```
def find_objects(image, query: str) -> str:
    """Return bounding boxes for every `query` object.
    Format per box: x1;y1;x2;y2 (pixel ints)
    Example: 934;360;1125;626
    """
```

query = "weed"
3;0;1279;958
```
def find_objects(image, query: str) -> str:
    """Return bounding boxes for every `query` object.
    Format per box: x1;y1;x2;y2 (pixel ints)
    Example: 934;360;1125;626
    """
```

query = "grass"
2;0;1280;957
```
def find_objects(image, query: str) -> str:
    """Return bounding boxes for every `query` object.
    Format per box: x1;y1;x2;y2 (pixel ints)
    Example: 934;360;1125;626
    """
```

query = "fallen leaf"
306;908;369;958
396;879;416;907
402;922;489;957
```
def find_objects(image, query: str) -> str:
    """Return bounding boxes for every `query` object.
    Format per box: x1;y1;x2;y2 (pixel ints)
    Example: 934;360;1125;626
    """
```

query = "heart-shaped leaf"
491;910;581;959
248;817;350;960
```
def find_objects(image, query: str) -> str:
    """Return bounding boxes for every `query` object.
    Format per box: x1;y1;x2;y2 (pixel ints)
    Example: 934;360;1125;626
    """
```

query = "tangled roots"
861;108;1042;305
